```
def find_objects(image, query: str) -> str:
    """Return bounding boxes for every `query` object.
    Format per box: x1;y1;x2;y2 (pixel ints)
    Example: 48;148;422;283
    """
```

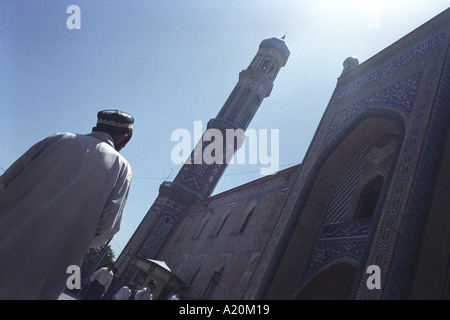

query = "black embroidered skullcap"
96;109;134;134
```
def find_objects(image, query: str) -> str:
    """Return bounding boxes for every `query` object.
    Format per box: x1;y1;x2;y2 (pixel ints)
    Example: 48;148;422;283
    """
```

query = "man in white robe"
0;110;134;299
84;263;115;300
114;284;134;300
134;280;157;300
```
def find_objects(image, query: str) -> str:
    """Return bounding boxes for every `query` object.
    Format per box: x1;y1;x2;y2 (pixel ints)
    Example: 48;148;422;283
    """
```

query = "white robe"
0;131;132;299
114;286;132;300
134;286;153;300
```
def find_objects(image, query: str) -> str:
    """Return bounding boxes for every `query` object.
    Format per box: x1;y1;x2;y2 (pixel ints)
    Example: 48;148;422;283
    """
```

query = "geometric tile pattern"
243;10;449;299
360;44;449;300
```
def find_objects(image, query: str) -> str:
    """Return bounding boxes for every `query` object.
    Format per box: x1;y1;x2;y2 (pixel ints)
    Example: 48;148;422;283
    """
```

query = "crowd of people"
78;262;187;300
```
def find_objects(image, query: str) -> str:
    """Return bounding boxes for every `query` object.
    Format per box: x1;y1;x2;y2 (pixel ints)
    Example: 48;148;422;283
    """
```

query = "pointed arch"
293;259;358;300
192;211;212;240
202;258;227;300
234;199;258;234
355;173;385;220
262;111;405;299
210;205;233;237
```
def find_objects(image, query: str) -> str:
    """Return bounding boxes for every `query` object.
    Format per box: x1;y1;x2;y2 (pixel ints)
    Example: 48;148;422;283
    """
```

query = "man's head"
93;109;134;151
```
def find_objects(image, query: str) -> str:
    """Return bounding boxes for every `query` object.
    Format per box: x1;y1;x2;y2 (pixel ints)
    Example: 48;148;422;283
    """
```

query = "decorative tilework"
319;220;373;240
380;46;450;300
323;72;422;147
298;219;372;287
115;205;161;273
243;13;449;300
333;31;446;103
357;46;448;299
302;240;367;278
139;210;180;258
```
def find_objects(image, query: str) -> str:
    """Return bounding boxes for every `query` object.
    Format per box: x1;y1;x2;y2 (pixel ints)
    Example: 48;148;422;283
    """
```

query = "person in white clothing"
0;110;134;300
84;263;115;300
134;280;157;300
114;283;135;300
168;286;188;300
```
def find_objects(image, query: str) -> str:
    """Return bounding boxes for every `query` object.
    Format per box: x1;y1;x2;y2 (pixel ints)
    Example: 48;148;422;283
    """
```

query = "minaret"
115;37;290;279
172;37;290;200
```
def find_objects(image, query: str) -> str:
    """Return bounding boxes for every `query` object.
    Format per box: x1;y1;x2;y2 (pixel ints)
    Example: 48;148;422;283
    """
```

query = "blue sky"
1;1;448;257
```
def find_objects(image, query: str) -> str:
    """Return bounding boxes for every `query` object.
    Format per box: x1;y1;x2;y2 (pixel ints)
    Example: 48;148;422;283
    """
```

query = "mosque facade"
115;8;450;300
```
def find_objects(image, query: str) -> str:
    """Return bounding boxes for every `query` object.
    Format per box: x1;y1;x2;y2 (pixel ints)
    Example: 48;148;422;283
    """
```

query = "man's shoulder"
49;132;94;145
34;132;76;150
53;132;76;137
44;132;76;142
